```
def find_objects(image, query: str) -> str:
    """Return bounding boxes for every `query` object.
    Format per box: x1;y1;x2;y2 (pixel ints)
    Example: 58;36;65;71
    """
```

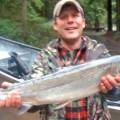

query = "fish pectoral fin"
17;103;33;115
54;101;70;110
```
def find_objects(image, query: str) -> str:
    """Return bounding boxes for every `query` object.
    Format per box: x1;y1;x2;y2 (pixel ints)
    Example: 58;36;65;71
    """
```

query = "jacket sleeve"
85;36;110;61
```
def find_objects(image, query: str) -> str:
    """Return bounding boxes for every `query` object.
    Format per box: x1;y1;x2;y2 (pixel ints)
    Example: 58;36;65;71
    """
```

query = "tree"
79;0;106;29
116;0;120;30
107;0;112;31
22;0;28;39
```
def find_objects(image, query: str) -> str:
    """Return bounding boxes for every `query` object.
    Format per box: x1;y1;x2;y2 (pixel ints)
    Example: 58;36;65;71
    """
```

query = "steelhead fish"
0;55;120;114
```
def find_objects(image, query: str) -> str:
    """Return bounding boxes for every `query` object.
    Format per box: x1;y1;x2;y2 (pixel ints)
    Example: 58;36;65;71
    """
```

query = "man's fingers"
100;74;120;94
5;93;12;107
0;82;22;108
0;100;6;108
11;92;22;108
115;75;120;83
1;82;13;89
0;92;22;108
99;83;107;93
101;75;117;89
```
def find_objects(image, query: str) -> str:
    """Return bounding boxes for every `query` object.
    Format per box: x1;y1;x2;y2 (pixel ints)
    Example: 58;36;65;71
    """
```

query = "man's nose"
67;16;74;22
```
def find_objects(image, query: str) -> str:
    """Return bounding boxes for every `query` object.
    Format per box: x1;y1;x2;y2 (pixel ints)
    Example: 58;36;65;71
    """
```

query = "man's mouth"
65;27;77;32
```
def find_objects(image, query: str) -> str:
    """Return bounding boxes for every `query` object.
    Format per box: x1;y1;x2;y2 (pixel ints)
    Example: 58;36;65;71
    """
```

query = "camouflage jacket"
31;36;112;120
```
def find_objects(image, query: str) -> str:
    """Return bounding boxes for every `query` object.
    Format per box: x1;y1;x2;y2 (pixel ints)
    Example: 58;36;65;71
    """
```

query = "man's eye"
73;14;79;17
60;16;67;19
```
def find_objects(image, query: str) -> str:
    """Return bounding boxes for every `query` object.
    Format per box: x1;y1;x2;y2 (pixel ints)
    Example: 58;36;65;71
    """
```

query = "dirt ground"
102;31;120;55
0;108;40;120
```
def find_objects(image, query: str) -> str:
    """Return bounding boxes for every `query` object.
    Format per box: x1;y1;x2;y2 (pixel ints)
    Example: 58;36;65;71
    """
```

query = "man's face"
53;4;85;44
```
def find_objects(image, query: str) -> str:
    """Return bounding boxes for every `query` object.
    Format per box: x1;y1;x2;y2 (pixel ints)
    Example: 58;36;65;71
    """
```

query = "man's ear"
52;21;58;31
82;18;86;29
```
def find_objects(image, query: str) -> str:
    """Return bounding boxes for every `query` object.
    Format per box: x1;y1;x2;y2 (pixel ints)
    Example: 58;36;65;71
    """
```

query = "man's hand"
0;82;22;108
99;74;120;93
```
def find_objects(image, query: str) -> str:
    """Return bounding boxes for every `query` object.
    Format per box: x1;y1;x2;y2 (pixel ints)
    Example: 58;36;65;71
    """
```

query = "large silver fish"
0;55;120;114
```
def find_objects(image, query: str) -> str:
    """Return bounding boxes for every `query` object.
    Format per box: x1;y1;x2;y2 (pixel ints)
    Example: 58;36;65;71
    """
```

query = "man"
0;0;120;119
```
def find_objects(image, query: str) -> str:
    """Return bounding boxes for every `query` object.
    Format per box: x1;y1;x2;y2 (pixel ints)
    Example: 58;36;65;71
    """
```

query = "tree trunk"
21;0;28;39
116;0;120;30
107;0;112;31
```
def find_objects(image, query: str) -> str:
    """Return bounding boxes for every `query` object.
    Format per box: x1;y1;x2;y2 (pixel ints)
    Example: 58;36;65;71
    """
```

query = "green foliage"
0;18;22;40
0;0;57;48
27;4;40;21
78;0;106;28
27;0;44;19
115;31;120;40
31;0;44;10
26;19;57;48
0;0;120;47
0;18;57;48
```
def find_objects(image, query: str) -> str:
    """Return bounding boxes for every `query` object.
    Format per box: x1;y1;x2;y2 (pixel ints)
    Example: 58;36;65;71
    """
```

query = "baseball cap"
53;0;84;20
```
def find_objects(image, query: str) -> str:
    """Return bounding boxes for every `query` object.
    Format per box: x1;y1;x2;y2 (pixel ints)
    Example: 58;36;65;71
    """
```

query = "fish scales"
0;55;120;114
0;56;117;96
